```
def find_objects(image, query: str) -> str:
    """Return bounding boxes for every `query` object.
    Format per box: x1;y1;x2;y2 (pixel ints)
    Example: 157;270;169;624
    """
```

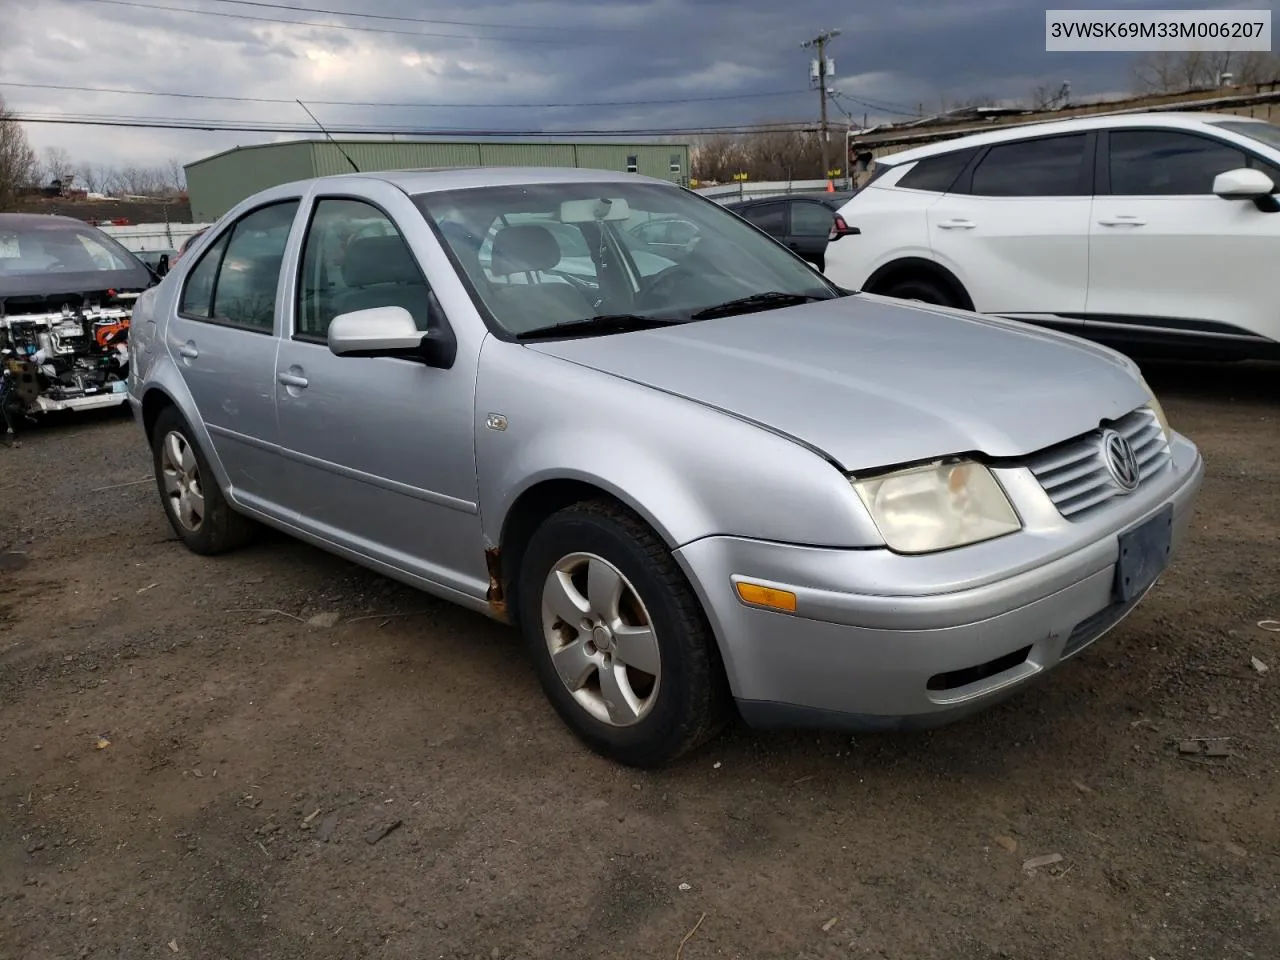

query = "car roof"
276;166;678;197
726;192;854;208
875;111;1273;166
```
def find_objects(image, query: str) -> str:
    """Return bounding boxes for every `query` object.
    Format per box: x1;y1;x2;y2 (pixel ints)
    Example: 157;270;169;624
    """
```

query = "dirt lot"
2;361;1278;960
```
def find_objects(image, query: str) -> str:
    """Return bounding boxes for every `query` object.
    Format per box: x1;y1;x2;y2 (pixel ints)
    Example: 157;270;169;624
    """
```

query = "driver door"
272;184;486;596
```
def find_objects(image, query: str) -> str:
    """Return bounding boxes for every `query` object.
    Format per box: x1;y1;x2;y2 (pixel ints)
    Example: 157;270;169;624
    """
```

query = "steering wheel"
634;263;696;311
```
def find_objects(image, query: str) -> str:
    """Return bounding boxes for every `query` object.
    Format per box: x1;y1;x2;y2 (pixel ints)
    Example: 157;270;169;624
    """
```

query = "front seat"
333;235;432;329
487;224;593;333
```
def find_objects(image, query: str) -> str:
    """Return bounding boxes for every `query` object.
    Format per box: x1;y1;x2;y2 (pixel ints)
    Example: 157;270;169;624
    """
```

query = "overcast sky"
2;0;1275;173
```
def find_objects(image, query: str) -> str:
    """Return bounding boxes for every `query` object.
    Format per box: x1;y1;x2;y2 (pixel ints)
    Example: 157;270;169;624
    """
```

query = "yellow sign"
732;172;749;182
827;168;843;177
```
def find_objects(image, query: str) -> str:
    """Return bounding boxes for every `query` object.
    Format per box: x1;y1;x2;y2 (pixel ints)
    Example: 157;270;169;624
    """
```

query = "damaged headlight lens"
1139;375;1172;438
851;459;1022;554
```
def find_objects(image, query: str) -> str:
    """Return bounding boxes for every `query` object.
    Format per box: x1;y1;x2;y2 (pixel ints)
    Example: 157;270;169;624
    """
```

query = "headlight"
1139;375;1172;438
851;459;1022;554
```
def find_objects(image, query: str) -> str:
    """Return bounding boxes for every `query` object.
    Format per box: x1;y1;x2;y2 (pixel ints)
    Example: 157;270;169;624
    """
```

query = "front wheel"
517;500;732;767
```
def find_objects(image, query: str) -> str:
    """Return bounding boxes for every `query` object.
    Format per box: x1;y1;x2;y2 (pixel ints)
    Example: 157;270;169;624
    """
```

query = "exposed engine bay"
1;290;134;415
1;212;157;429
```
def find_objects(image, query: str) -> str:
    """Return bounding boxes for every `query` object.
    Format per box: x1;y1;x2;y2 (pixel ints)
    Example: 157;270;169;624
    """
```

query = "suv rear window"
896;148;978;193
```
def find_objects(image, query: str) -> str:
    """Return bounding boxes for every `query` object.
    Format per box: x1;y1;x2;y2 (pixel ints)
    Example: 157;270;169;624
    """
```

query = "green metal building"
184;139;692;220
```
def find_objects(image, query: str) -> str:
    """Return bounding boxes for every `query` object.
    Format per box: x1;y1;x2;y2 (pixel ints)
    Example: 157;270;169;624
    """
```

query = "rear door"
1086;126;1280;346
925;131;1095;322
786;199;836;264
165;199;302;520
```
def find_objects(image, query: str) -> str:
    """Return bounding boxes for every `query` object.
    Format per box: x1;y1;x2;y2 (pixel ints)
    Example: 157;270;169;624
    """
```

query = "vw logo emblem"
1101;429;1141;492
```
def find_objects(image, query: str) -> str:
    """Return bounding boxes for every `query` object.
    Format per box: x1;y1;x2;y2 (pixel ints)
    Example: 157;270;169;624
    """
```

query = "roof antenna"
296;99;360;173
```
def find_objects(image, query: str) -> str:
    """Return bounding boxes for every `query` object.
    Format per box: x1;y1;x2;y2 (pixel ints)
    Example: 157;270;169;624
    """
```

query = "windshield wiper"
689;291;831;321
514;313;685;341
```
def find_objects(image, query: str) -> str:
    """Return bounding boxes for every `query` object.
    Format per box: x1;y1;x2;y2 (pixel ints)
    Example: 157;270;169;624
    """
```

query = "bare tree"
115;165;165;196
0;95;37;210
76;162;107;194
163;157;187;195
1132;51;1280;93
42;146;74;185
690;133;749;182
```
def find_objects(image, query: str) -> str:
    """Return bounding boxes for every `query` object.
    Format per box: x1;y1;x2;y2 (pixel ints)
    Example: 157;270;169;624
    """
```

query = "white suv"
825;112;1280;361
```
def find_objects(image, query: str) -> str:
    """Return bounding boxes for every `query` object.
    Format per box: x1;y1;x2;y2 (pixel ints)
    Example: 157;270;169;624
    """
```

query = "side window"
790;201;835;237
969;135;1089;197
207;201;299;332
1109;130;1247;195
297;198;432;340
743;202;787;236
896;148;978;193
179;232;230;319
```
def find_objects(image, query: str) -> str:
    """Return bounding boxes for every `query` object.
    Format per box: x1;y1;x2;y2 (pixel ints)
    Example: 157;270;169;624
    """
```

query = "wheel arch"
141;386;178;442
488;475;678;627
863;256;974;311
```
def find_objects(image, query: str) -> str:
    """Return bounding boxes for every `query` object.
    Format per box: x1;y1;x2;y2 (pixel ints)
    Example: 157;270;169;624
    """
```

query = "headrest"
491;225;561;276
342;235;421;287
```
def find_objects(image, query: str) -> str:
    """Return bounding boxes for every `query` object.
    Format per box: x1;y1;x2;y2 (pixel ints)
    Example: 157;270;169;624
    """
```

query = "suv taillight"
828;214;851;241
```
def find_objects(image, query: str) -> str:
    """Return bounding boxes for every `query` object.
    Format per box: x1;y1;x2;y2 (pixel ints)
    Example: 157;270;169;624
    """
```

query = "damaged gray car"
1;213;155;442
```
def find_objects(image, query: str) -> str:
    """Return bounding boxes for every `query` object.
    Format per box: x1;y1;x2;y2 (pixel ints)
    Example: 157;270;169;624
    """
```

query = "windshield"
0;220;141;279
1211;120;1280;152
413;181;840;337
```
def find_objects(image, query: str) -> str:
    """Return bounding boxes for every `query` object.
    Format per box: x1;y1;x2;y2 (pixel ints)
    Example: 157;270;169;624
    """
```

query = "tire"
517;499;732;767
150;406;256;555
880;276;956;307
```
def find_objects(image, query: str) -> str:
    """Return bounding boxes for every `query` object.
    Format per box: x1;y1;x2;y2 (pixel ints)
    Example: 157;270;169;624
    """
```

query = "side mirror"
1213;167;1279;211
327;303;457;369
156;254;170;277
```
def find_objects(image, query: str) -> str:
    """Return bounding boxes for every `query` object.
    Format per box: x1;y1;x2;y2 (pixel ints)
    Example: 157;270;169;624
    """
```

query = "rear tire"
880;276;956;307
150;406;256;555
517;499;732;767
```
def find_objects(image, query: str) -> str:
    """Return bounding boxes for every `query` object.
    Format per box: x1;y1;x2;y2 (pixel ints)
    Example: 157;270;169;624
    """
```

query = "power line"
69;0;600;44
11;112;820;138
153;0;619;33
0;80;812;110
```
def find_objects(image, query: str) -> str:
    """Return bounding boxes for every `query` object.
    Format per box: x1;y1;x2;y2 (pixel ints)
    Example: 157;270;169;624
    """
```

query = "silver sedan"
126;167;1204;767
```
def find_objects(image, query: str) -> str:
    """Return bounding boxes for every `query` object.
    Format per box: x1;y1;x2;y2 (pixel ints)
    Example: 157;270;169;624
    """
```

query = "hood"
528;295;1148;472
0;266;152;302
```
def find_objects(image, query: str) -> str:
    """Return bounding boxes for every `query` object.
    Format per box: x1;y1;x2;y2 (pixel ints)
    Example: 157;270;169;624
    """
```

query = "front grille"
1024;407;1171;521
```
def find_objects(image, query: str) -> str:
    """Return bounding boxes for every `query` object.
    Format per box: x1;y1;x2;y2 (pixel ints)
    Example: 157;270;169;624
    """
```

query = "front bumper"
673;433;1205;732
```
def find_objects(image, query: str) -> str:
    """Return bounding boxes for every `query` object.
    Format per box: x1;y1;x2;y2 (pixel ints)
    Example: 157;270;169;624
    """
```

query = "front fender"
474;339;883;550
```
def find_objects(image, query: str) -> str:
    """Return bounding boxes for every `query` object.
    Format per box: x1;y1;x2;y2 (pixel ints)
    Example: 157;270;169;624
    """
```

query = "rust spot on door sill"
485;547;510;623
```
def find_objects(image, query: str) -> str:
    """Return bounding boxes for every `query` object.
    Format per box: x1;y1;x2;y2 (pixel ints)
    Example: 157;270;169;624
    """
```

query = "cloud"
1;0;1267;172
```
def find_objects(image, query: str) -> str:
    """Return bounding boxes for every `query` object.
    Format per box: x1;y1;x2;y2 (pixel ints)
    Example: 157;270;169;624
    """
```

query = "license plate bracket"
1114;504;1174;603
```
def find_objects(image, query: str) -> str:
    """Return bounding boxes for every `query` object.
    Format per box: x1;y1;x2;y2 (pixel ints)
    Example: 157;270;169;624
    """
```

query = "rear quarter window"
895;147;980;193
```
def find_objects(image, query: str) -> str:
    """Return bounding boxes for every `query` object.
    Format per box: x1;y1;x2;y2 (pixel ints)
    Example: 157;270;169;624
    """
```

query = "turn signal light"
735;582;797;612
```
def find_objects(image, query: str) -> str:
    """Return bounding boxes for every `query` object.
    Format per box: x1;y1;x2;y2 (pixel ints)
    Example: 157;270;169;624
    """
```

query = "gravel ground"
1;360;1277;960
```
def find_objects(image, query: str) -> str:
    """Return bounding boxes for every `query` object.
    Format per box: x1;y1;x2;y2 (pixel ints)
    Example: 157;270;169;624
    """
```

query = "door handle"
937;218;976;230
277;372;309;388
178;343;198;360
1098;216;1146;227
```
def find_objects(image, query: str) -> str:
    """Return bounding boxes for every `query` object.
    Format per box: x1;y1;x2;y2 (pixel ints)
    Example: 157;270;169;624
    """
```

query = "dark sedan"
722;192;858;272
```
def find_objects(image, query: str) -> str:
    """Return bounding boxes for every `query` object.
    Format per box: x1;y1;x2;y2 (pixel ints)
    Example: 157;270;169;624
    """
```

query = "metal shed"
184;139;691;220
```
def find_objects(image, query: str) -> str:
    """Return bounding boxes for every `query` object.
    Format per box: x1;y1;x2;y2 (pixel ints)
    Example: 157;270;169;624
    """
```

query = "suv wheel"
881;276;955;307
151;406;256;555
517;499;731;767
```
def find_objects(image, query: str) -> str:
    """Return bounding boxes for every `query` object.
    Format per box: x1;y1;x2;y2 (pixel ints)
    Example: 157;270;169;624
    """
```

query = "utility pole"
802;29;840;181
